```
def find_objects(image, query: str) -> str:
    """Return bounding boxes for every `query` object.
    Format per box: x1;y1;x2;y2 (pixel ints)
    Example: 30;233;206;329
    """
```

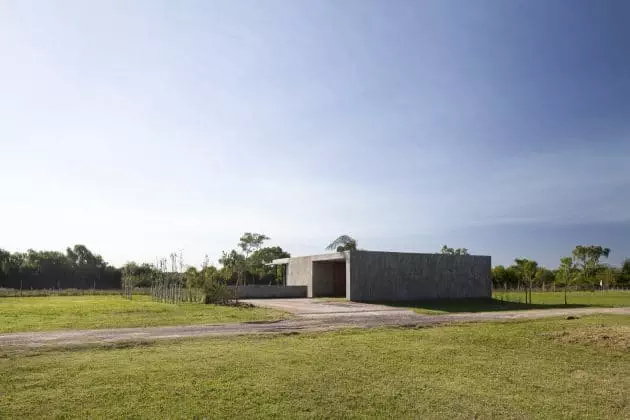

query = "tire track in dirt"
0;307;628;348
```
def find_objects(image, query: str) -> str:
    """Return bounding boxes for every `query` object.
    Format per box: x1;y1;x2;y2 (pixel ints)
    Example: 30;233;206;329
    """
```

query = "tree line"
492;245;630;302
2;238;629;296
0;233;293;293
0;245;121;290
121;233;290;290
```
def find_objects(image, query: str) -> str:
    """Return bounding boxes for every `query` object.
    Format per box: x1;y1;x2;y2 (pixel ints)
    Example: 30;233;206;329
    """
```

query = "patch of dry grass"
544;323;630;351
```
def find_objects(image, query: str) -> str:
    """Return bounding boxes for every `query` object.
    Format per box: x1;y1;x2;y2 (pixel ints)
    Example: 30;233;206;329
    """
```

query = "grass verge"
370;290;630;314
495;290;630;306
0;315;628;418
0;295;287;333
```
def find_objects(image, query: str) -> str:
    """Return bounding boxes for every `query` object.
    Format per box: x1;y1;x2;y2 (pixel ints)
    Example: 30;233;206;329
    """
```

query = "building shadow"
374;298;590;313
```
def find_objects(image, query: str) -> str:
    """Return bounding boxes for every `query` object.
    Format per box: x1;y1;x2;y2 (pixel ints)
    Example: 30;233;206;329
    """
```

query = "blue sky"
1;0;629;268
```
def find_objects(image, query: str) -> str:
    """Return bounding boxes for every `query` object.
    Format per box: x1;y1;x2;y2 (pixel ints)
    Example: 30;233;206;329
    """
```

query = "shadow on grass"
373;298;590;313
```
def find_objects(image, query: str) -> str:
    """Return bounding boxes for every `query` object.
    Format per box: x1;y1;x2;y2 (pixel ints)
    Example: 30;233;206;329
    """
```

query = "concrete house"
272;250;491;302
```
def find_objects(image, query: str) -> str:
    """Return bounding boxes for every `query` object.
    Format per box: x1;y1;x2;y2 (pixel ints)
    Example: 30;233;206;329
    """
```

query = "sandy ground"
0;301;628;348
241;298;415;317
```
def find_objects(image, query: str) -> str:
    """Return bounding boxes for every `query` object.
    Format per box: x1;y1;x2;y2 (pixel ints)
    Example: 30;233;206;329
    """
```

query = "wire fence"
492;287;630;305
149;279;203;304
492;285;630;293
0;288;131;298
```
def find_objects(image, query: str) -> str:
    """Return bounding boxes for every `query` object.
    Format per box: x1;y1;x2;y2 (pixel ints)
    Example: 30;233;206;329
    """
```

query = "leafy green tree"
621;259;630;287
514;258;538;304
66;244;104;267
557;257;577;305
572;245;610;288
492;265;507;287
121;262;158;287
534;267;555;291
492;265;520;288
326;235;357;252
219;249;245;275
440;245;469;255
1;253;26;289
234;232;270;288
595;265;620;289
184;266;201;289
0;249;10;284
238;233;270;258
0;245;120;290
248;246;290;284
65;244;108;289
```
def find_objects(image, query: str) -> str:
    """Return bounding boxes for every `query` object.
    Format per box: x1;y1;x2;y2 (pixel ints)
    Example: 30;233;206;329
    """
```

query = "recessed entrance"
312;260;347;298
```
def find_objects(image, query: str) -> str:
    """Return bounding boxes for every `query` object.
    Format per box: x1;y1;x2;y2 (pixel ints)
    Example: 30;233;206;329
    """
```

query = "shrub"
202;281;234;305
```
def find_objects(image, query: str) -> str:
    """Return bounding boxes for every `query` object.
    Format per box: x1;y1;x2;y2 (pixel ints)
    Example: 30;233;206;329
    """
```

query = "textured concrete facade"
285;253;345;298
276;250;491;301
346;251;491;301
230;285;307;299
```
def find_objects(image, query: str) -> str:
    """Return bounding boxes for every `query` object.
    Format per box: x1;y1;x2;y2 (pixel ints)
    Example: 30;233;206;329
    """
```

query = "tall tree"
572;245;610;287
326;235;357;252
491;265;519;289
514;258;538;304
66;244;106;289
440;245;469;256
248;246;290;284
0;249;10;284
595;265;619;289
534;267;555;292
1;245;120;290
238;233;270;258
238;233;269;286
219;250;246;278
557;257;576;305
621;258;630;287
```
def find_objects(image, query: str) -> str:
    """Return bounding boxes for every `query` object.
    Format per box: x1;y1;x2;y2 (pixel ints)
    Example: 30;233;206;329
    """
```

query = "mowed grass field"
2;291;627;333
393;290;630;314
0;295;287;333
0;315;628;419
496;290;630;306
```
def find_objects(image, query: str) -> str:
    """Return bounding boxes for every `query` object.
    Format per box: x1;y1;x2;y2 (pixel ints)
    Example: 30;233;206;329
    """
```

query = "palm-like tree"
326;235;358;252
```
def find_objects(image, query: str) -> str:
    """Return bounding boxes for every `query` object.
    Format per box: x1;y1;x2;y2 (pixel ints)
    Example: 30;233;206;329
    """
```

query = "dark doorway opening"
312;260;347;298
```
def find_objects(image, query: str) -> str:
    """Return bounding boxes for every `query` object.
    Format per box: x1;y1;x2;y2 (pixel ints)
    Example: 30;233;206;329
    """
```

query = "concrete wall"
285;253;346;298
230;285;307;299
286;256;313;296
347;251;491;301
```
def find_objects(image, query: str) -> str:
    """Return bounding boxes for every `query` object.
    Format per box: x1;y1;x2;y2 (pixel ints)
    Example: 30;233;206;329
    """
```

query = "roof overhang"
268;252;347;266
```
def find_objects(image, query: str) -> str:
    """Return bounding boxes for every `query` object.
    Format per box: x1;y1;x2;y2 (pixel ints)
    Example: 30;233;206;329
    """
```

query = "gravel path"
0;306;628;348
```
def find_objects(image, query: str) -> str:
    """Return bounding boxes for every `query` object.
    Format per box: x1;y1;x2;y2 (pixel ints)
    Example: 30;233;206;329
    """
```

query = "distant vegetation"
0;234;290;300
0;245;120;290
2;239;629;301
326;235;358;252
121;232;289;290
492;245;630;305
440;245;469;255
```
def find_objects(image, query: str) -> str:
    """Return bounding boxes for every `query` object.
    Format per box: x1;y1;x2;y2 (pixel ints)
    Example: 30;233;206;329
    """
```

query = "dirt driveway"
240;298;413;317
0;305;628;348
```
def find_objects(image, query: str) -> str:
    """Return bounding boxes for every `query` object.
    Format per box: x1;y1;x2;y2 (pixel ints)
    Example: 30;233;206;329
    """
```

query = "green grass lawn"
495;290;630;306
0;315;628;418
373;290;630;314
0;295;287;333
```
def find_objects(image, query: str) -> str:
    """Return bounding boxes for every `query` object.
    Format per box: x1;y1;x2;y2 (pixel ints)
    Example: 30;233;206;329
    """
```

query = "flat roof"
269;250;490;265
269;252;347;265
